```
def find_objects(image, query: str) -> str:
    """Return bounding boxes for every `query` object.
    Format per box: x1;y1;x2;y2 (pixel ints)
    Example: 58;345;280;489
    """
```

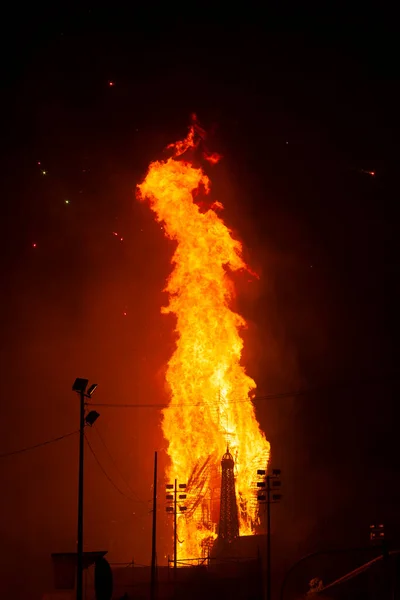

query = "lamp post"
72;378;99;600
166;480;187;578
370;523;391;596
150;451;158;600
257;468;282;600
370;523;385;545
370;523;389;563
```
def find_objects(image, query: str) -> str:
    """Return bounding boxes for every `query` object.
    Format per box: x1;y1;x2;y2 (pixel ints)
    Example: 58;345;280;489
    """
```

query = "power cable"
85;433;144;504
1;375;395;459
90;373;398;410
0;430;78;459
93;425;148;504
109;561;150;567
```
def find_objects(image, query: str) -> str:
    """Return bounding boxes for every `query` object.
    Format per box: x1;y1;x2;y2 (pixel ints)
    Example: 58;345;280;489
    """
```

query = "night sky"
0;8;398;599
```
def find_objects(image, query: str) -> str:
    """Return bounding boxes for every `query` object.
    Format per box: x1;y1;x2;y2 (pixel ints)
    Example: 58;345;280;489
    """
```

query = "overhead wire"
85;433;147;505
0;426;151;507
1;374;396;460
109;561;150;567
90;373;398;410
0;429;78;459
92;425;148;504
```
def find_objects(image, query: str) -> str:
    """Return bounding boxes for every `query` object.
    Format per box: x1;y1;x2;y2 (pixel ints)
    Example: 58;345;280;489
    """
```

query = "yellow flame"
138;124;270;560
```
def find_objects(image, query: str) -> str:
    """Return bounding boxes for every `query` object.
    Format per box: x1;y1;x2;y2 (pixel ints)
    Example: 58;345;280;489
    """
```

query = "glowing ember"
137;121;270;559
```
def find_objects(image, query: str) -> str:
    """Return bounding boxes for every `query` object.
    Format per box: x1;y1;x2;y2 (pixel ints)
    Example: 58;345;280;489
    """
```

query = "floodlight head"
272;469;281;476
73;378;89;394
85;410;100;427
87;383;98;397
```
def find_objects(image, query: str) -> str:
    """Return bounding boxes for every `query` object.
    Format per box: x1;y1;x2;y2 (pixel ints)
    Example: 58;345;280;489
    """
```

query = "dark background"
0;7;398;599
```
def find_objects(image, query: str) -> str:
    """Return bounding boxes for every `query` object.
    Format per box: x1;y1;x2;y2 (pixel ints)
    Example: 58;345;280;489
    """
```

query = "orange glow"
137;122;270;559
204;151;222;165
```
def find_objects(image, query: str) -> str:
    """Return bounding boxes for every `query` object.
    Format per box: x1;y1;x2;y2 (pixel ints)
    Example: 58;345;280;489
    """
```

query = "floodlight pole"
257;469;282;600
174;478;177;579
72;379;98;600
166;479;186;582
150;452;158;600
266;475;271;600
77;389;85;600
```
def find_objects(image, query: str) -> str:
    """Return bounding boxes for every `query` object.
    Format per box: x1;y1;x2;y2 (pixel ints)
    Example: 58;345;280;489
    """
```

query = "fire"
137;121;270;560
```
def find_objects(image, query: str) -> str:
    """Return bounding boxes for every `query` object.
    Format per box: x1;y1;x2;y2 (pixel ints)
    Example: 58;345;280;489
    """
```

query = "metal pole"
76;390;85;600
150;451;158;600
174;478;177;579
266;475;271;600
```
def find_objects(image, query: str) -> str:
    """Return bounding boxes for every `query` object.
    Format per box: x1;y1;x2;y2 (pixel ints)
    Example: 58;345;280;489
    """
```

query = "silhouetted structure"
218;448;240;544
111;555;263;600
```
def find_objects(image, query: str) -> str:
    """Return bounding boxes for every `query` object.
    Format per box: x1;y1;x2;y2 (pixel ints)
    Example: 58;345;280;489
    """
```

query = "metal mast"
218;448;239;543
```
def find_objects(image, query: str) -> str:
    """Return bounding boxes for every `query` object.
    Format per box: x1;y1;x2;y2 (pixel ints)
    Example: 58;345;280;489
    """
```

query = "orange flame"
204;151;222;165
137;123;270;560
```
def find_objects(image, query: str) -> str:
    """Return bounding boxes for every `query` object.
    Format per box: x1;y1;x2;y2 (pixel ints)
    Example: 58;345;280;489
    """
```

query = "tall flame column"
137;122;270;559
